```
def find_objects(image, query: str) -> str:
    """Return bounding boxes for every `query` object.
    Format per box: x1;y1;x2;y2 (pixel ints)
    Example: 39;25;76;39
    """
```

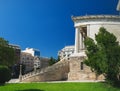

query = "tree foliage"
57;56;60;62
0;65;11;84
0;37;15;67
49;57;57;66
84;27;120;86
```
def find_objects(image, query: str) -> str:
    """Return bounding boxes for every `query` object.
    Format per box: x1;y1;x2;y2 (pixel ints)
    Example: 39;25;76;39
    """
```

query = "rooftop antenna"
117;0;120;15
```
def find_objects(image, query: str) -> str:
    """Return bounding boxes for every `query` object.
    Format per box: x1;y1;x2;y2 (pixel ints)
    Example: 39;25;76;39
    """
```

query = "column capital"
75;26;83;33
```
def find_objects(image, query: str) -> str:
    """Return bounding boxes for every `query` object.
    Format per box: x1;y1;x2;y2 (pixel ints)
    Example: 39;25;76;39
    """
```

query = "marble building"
68;15;120;80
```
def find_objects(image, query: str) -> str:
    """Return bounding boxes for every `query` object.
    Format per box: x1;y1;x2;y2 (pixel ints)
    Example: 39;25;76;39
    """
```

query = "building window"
81;62;84;70
27;57;29;60
68;54;70;57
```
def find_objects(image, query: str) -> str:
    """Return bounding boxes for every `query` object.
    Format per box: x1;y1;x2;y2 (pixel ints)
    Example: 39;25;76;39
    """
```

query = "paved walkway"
46;80;105;83
8;79;19;83
8;79;104;83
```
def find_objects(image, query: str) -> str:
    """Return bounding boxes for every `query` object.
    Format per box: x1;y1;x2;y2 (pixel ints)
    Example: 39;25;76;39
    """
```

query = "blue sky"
0;0;119;58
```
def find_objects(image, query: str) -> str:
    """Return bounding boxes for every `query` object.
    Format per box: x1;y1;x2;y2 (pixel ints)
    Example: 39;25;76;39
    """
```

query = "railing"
22;69;42;80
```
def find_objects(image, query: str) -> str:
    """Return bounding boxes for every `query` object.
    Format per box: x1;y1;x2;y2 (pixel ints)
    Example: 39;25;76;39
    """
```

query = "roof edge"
71;15;120;21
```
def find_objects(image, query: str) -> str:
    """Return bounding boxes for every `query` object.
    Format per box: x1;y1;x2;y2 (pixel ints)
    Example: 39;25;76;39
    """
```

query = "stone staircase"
21;58;69;82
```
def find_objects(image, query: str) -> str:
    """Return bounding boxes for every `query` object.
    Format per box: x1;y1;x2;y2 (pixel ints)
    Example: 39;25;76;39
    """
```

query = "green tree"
84;27;120;86
49;57;56;66
0;65;11;84
57;56;60;62
0;37;15;66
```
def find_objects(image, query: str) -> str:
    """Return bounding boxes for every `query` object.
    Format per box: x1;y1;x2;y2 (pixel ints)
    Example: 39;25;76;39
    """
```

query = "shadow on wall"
16;89;44;91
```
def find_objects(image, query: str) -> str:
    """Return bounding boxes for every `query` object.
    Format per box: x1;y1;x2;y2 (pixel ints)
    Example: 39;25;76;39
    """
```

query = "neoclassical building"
68;15;120;80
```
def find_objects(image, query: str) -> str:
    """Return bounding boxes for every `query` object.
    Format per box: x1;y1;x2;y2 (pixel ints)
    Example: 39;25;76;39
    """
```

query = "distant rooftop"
26;48;40;51
64;45;74;48
9;44;21;49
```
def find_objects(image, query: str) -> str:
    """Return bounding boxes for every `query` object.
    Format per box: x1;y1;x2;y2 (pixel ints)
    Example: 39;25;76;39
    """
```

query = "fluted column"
75;27;80;53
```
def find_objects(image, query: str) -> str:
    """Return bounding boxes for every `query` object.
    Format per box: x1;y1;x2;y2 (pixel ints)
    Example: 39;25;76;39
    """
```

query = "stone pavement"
8;79;19;83
46;80;105;83
8;79;104;83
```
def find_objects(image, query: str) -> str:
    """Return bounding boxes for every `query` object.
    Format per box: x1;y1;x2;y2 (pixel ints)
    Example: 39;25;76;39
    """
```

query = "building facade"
72;15;120;56
21;48;50;73
21;52;34;73
9;44;21;64
68;15;120;80
34;56;41;70
58;45;74;60
34;57;50;70
22;48;40;57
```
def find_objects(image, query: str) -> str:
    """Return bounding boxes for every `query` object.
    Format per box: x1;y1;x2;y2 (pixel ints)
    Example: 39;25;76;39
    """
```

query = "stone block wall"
68;56;104;80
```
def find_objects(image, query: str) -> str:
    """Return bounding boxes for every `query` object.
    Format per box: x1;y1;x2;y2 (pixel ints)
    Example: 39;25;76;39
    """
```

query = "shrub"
0;65;11;84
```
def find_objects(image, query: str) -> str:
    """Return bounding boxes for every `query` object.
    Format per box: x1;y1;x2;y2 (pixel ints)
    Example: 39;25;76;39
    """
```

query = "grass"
0;82;120;91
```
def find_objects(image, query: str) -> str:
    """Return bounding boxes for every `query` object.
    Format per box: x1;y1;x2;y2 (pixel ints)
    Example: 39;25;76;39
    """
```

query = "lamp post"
19;64;22;82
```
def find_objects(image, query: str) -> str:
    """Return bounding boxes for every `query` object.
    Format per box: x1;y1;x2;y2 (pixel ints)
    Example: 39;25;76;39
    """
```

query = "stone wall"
21;59;69;82
68;56;104;80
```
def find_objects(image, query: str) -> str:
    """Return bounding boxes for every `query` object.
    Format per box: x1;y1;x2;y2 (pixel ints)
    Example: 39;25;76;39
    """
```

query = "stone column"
79;30;82;50
75;27;80;53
